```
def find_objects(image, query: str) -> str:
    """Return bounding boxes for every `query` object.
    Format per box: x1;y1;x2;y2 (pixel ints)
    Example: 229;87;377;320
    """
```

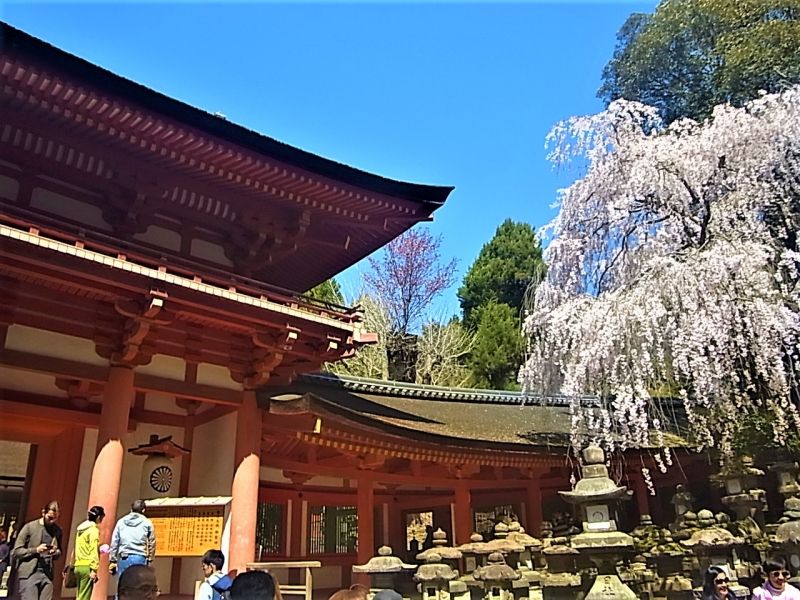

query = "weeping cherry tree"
520;87;800;465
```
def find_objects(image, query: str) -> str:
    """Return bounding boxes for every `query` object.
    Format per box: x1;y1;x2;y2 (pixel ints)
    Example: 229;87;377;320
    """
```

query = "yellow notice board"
147;505;225;557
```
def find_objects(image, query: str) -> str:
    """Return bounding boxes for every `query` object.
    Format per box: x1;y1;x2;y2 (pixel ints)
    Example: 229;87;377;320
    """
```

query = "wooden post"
229;390;262;575
356;477;375;585
453;484;472;544
525;482;543;536
89;365;134;600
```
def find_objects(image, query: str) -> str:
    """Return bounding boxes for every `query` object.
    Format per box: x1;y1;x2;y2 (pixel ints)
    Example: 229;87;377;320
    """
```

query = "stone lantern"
539;544;582;600
472;552;524;600
680;527;748;597
505;521;542;577
769;461;800;500
558;444;637;600
417;529;462;574
128;434;189;498
774;497;800;580
458;533;490;573
414;552;463;600
352;545;416;596
712;457;768;529
483;524;524;569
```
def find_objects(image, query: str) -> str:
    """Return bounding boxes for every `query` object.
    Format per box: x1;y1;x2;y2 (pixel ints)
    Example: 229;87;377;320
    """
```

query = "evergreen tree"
458;220;544;329
468;302;523;390
306;278;344;305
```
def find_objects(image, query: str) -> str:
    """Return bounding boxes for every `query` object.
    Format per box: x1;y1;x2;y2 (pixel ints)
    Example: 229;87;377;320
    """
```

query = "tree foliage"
599;0;800;124
364;228;458;335
305;278;344;305
469;302;523;390
458;220;545;329
327;294;390;380
522;88;800;461
416;318;475;387
328;295;474;387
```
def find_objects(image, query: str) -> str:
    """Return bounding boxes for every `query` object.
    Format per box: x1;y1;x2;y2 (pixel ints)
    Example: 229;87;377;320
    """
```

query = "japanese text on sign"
147;506;224;557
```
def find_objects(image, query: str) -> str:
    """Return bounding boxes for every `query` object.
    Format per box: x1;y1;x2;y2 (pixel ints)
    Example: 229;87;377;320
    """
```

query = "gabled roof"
0;22;454;290
0;22;453;206
261;372;691;452
263;372;576;451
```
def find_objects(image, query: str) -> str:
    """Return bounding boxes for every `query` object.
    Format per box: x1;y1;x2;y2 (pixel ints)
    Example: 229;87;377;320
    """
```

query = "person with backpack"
199;549;232;600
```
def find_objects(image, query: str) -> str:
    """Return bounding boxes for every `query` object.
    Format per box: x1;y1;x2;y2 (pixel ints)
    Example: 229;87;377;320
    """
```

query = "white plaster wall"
0;441;30;476
0;366;65;397
187;412;236;497
144;392;187;416
190;239;234;268
30;187;112;231
133;225;182;252
178;411;237;594
137;355;187;382
0;173;19;200
196;364;242;391
5;325;107;366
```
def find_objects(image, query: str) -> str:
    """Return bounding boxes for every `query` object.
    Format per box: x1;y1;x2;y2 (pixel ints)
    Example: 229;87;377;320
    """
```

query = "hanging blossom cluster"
521;88;800;459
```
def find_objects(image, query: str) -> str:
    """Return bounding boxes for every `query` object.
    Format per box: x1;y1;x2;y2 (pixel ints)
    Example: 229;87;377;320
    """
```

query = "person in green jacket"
73;506;105;600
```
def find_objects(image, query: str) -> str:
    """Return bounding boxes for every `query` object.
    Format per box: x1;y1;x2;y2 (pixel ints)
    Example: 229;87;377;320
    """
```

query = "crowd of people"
5;499;800;600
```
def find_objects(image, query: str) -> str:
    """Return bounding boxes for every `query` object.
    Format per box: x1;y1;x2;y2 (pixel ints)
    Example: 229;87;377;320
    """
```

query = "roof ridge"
299;372;595;407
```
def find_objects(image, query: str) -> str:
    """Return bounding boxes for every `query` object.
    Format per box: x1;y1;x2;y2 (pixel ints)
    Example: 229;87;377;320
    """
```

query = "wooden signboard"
147;505;225;557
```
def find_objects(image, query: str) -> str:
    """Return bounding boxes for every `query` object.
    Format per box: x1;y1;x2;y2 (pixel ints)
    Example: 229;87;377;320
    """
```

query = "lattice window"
255;502;285;557
308;506;357;554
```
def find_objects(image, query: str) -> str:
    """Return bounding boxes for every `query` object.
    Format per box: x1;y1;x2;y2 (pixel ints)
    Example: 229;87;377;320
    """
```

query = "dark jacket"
12;519;63;580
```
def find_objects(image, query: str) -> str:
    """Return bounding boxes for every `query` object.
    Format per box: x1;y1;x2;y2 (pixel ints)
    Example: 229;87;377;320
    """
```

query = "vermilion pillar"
525;482;543;536
89;365;134;600
453;484;472;544
229;390;262;575
632;474;650;518
356;477;375;579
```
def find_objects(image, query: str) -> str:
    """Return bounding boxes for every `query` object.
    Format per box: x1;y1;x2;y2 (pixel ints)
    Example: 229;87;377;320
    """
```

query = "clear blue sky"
3;1;656;317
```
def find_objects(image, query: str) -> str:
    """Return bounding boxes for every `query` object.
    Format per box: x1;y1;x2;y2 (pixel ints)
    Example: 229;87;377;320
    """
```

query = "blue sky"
2;1;656;317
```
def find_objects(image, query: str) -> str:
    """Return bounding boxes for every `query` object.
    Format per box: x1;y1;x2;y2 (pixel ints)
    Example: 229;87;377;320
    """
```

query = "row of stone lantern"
353;447;800;600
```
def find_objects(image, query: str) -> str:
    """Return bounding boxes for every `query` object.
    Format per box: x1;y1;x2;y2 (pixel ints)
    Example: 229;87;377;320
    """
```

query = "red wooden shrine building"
0;22;713;599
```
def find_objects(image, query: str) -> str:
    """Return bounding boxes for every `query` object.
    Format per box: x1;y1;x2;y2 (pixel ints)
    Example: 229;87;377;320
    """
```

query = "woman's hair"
88;506;105;522
763;556;788;574
702;566;729;599
328;588;367;600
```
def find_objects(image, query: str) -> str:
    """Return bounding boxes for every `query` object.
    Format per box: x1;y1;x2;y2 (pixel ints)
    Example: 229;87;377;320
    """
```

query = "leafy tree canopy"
458;219;544;329
469;302;523;390
599;0;800;124
306;278;345;306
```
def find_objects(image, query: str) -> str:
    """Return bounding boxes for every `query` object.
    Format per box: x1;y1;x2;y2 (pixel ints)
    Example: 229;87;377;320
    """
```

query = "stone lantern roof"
472;552;520;582
352;546;416;573
559;445;628;504
413;554;459;583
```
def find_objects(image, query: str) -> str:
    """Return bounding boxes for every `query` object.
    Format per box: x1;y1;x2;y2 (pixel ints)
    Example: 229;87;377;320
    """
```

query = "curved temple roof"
262;372;691;452
0;22;454;291
0;22;453;206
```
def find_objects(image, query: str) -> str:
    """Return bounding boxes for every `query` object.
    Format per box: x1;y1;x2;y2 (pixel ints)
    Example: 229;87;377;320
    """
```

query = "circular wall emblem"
149;465;173;493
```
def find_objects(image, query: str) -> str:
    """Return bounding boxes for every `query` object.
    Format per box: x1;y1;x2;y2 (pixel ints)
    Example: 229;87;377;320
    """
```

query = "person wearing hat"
73;506;105;600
